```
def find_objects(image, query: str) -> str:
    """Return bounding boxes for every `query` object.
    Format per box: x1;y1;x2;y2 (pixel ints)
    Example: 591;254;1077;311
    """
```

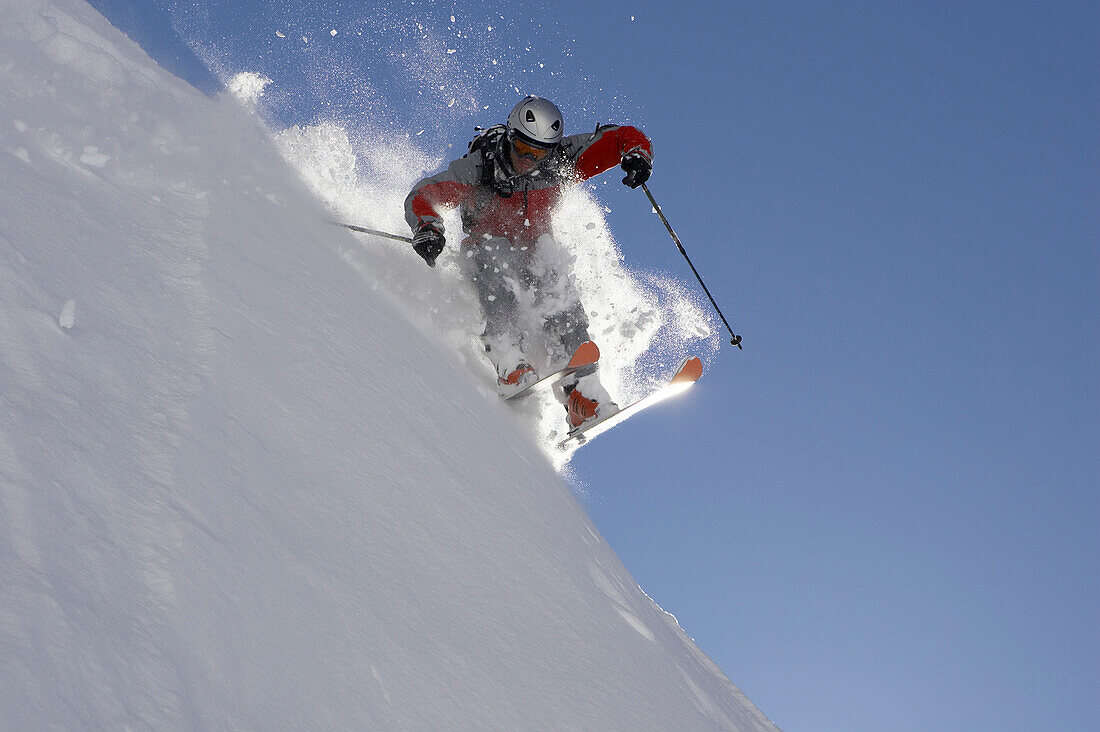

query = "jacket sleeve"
403;153;483;233
563;124;652;182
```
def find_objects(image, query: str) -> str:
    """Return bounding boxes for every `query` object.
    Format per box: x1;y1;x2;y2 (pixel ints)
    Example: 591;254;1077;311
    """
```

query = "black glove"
620;150;652;189
412;222;445;267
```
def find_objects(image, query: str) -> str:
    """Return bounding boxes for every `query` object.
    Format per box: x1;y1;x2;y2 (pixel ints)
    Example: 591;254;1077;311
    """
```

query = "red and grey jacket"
404;123;652;247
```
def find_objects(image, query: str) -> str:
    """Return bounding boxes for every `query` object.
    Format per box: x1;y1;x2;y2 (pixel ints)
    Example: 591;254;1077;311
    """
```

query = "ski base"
558;355;703;449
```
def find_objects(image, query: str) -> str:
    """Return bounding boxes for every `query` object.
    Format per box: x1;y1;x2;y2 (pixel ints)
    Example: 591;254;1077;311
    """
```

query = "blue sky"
88;1;1098;729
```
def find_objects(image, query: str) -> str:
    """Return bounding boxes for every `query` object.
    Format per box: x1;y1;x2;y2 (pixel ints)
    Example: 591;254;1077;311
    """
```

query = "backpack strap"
466;125;508;188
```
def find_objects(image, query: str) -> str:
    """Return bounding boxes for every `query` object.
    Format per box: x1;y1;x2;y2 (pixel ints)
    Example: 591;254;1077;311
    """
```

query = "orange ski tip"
567;340;600;368
671;356;703;385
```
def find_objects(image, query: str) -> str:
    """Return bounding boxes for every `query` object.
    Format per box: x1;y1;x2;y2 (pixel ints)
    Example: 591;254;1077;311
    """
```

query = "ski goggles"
511;136;554;161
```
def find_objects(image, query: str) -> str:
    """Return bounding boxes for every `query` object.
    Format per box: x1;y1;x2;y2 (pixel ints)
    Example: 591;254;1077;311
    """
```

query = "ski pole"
640;184;742;349
330;221;413;243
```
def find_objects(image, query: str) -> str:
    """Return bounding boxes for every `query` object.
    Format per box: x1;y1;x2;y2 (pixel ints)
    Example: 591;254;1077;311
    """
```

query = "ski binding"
503;341;600;401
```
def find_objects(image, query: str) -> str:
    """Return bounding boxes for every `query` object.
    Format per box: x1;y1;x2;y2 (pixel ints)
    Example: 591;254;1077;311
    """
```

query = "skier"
404;95;653;431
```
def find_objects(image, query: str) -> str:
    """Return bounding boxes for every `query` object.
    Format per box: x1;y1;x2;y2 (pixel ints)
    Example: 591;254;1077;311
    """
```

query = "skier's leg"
529;240;617;426
462;239;534;391
526;244;592;368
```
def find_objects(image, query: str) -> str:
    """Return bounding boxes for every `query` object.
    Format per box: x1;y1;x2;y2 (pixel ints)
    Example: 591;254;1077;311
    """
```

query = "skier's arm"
403;155;481;234
566;124;653;183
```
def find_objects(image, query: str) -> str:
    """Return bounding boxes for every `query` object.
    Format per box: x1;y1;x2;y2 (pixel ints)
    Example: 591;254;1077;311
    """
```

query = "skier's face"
510;136;552;174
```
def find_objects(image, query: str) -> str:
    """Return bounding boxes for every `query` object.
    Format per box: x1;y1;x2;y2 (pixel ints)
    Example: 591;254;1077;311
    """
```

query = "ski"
558;355;703;448
503;341;600;401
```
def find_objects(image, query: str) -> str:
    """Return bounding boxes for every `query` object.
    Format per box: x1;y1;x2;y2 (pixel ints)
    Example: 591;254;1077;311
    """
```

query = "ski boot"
497;362;537;397
560;372;619;432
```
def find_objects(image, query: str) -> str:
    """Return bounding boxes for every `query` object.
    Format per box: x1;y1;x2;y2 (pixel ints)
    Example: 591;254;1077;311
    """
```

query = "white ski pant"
460;236;591;379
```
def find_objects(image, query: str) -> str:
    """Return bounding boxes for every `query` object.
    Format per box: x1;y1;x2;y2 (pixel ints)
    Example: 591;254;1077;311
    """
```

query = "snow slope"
0;0;777;728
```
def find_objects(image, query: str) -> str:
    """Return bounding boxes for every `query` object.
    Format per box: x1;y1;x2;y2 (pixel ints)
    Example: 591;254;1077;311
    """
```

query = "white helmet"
506;95;564;147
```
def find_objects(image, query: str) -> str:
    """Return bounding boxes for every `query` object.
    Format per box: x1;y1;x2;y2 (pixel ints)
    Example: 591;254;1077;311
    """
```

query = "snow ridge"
0;0;778;729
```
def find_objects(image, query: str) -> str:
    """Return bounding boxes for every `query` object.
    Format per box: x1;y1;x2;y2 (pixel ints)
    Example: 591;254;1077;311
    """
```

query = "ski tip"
567;340;600;369
671;356;703;386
